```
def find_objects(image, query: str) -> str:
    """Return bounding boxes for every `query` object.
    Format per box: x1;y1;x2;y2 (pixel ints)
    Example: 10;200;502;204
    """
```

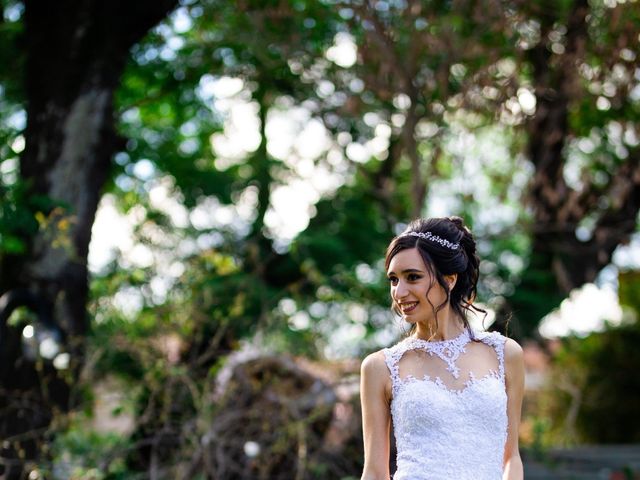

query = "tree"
0;0;177;475
502;0;640;337
2;0;640;475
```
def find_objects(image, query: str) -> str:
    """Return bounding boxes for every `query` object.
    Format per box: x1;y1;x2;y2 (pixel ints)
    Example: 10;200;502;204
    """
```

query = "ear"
444;274;457;290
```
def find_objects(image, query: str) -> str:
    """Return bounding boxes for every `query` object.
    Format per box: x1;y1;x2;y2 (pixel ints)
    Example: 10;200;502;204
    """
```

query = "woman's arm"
360;350;392;480
502;338;525;480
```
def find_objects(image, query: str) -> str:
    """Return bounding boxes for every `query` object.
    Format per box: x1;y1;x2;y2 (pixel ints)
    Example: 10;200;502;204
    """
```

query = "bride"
360;217;525;480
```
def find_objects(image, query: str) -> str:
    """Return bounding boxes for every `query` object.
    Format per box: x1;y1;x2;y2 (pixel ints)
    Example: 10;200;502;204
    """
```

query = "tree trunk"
498;0;640;338
0;1;176;476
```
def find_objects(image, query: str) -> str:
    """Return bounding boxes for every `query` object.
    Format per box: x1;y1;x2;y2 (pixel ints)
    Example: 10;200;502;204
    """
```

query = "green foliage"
619;270;640;314
0;181;35;253
3;0;640;476
0;0;25;103
42;415;135;479
540;270;640;445
542;319;640;444
294;176;393;275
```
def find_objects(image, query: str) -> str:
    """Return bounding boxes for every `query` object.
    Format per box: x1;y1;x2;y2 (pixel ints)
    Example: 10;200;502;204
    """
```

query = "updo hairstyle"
384;216;485;335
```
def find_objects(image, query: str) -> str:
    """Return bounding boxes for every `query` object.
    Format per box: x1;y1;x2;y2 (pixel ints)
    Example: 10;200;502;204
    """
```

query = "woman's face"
386;247;451;325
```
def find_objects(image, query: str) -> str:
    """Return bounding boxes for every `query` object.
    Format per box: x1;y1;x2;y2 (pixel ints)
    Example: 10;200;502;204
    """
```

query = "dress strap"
476;331;507;380
382;346;403;398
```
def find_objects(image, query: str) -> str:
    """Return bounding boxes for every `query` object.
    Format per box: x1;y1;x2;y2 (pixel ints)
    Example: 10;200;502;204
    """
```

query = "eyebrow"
387;268;424;275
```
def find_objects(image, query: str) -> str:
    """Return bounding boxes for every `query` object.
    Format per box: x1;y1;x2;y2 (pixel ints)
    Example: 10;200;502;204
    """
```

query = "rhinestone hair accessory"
405;231;460;250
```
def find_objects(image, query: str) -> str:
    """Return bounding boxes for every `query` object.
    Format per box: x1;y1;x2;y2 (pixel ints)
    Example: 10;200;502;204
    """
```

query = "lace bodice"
383;329;508;480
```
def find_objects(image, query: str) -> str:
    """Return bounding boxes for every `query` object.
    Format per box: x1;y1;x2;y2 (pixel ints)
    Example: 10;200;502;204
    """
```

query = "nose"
393;279;409;300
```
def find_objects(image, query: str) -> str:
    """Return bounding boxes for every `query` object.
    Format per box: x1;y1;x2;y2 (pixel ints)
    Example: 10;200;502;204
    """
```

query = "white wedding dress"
383;329;508;480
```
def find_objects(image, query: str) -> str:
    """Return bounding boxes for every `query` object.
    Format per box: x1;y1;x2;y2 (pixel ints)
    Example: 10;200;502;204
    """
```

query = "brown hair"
384;216;485;336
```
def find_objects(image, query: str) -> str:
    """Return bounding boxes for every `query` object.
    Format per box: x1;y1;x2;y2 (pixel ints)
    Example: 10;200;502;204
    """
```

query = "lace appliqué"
474;330;506;379
402;329;471;379
400;369;502;397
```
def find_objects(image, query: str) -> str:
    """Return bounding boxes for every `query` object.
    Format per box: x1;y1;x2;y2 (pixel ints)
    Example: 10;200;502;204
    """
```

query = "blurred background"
1;0;639;478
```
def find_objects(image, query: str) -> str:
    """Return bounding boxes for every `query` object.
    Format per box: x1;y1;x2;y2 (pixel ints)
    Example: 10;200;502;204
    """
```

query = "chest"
390;377;508;447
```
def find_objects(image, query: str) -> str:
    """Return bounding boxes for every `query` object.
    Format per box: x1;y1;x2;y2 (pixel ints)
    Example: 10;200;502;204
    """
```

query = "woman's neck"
413;314;465;341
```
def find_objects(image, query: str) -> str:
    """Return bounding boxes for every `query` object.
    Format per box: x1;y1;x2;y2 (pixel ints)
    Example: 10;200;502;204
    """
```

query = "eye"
407;273;422;281
387;276;398;285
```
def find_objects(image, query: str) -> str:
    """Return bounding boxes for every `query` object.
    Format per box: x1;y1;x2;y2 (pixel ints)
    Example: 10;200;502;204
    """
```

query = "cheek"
419;281;434;297
426;284;447;302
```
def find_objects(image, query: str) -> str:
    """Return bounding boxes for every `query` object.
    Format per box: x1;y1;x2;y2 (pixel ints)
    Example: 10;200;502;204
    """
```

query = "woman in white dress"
360;217;525;480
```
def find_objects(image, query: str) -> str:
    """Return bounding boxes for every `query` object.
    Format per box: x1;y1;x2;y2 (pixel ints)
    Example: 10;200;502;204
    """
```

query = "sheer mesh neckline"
400;328;471;378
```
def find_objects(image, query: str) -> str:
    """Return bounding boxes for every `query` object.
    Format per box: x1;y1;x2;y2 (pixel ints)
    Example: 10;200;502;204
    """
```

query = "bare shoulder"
360;349;392;401
504;337;524;364
360;349;388;377
503;338;524;385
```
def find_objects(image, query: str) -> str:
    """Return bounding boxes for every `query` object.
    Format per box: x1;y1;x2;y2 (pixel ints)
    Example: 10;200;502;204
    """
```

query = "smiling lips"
400;301;419;314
